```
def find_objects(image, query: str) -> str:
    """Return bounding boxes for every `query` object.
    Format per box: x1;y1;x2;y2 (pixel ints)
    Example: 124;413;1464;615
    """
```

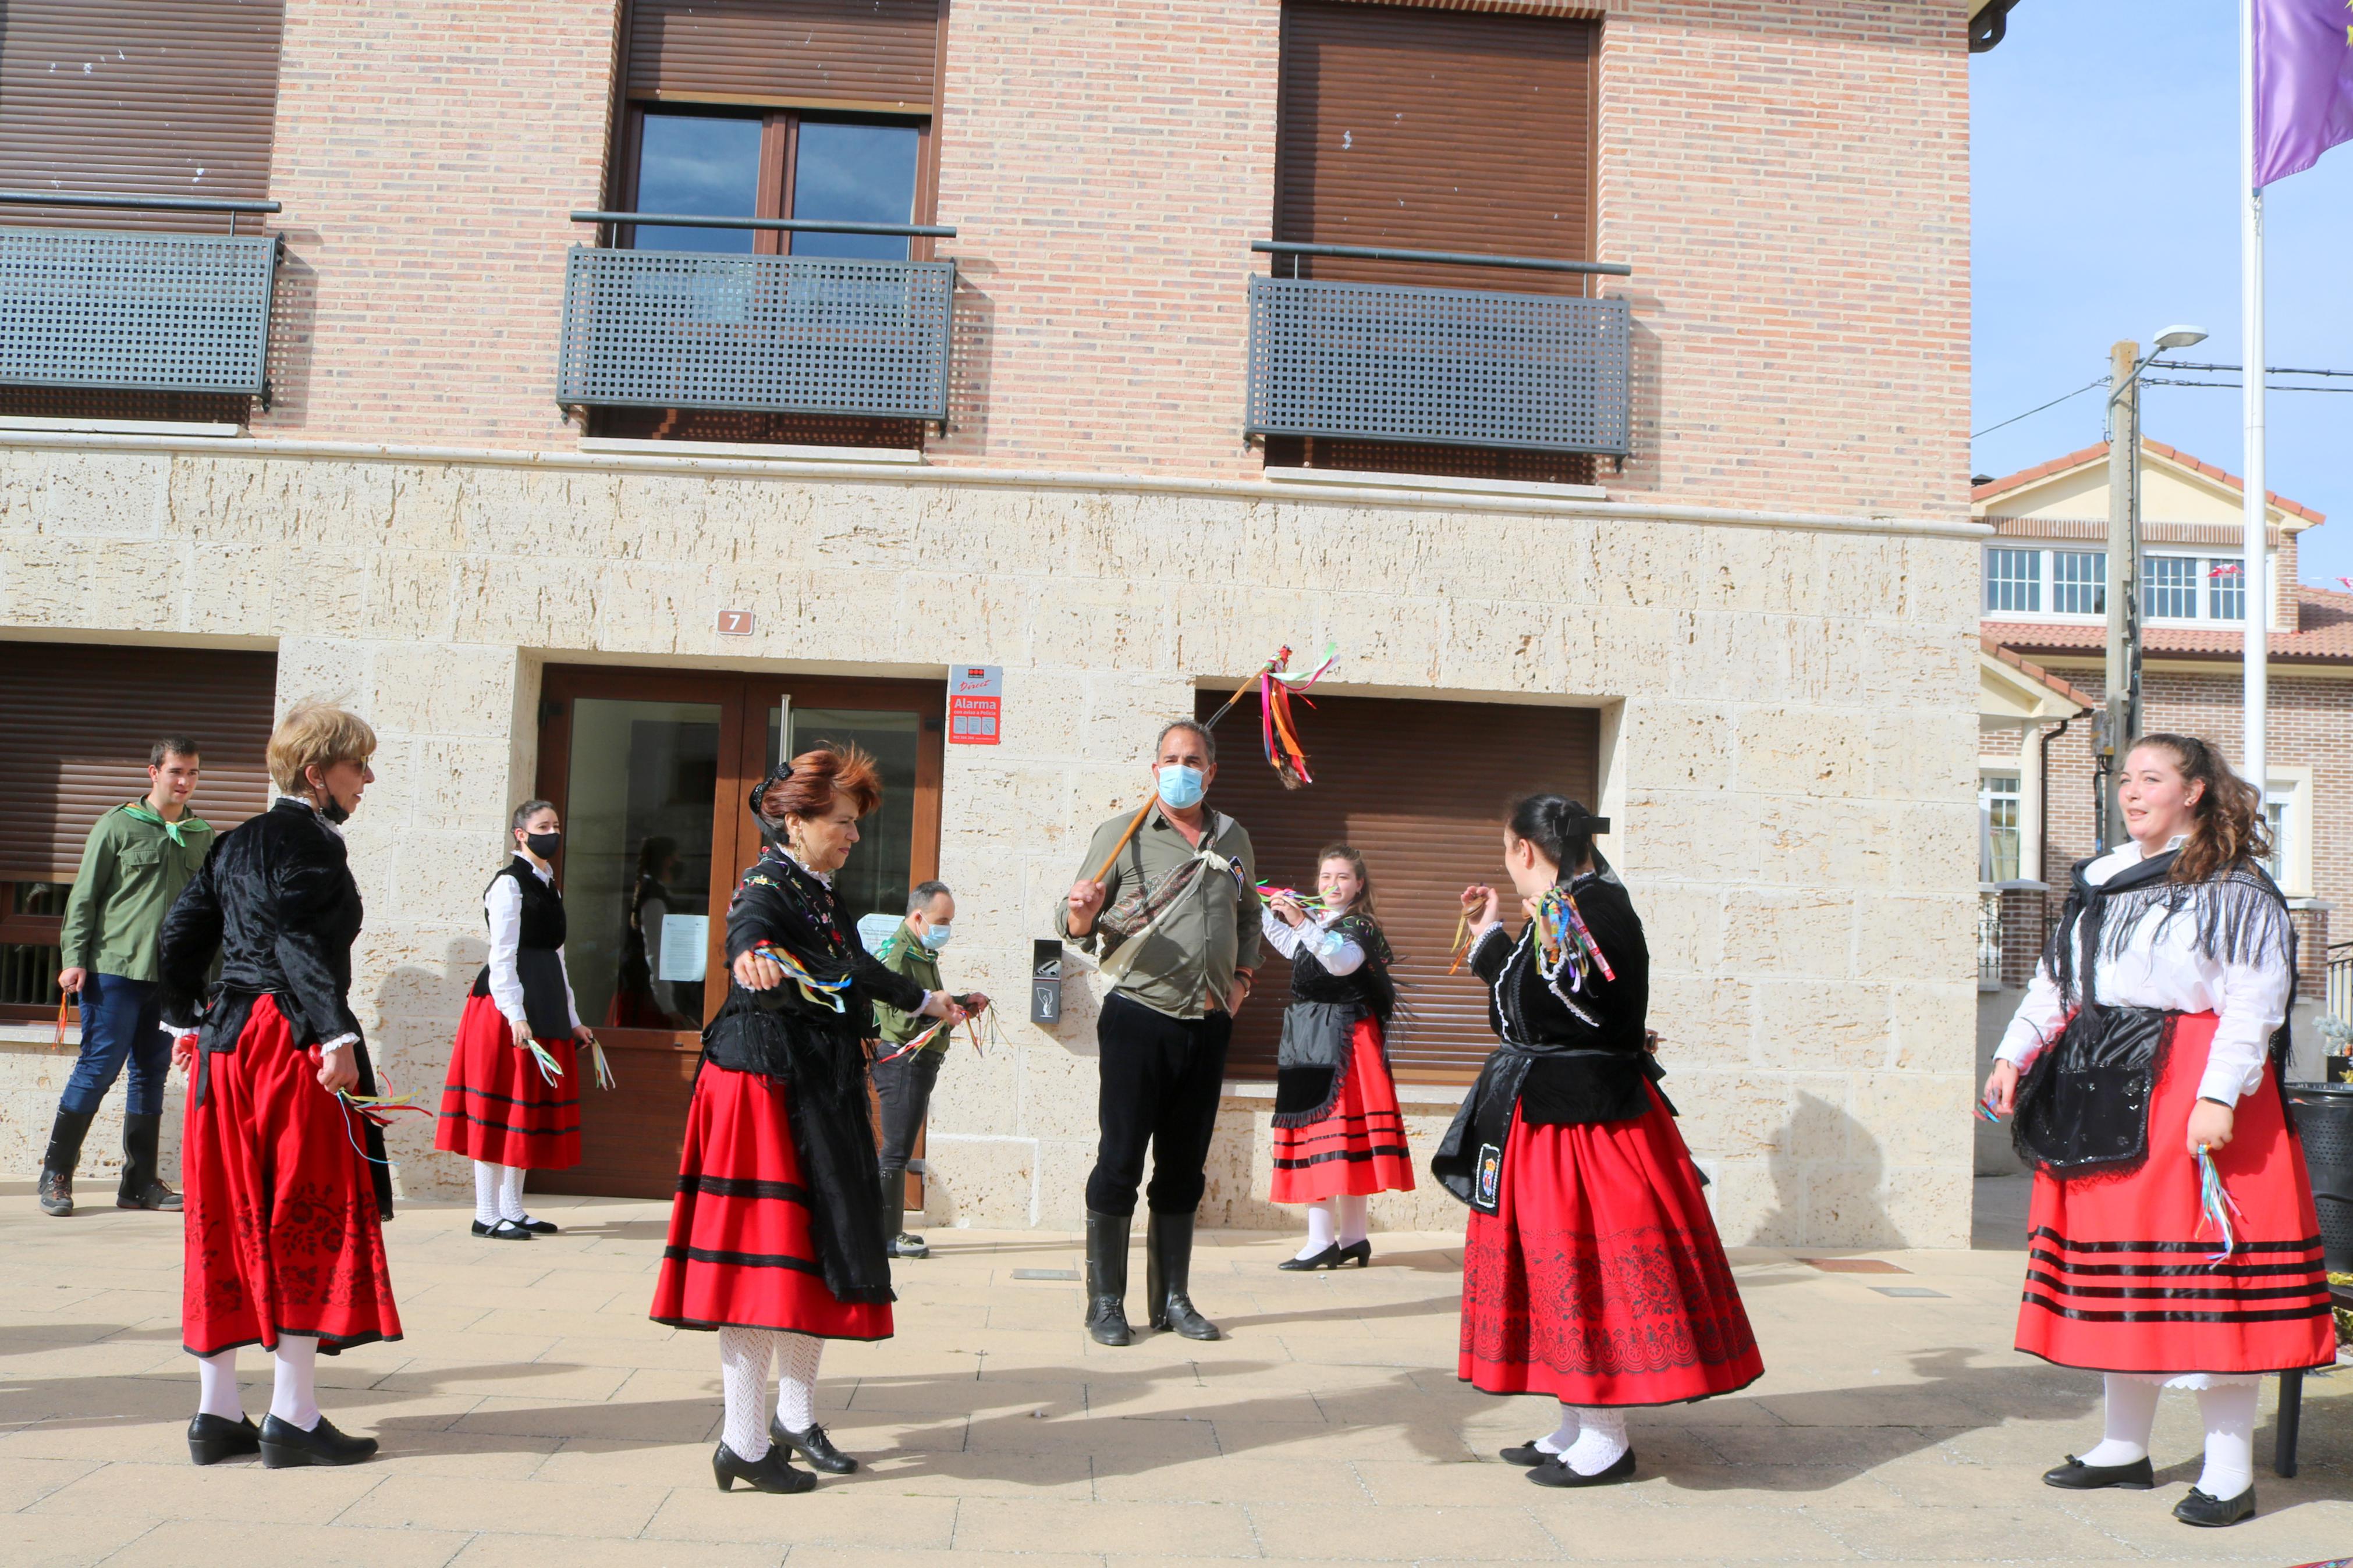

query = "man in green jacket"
872;880;957;1260
41;738;214;1217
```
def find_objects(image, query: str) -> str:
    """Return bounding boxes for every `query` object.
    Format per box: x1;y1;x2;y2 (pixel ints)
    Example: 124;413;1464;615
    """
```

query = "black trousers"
874;1046;943;1184
1085;991;1232;1217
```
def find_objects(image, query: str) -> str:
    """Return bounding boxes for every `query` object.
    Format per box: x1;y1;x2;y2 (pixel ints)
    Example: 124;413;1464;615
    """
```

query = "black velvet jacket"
1432;867;1655;1208
702;847;927;1303
156;797;393;1216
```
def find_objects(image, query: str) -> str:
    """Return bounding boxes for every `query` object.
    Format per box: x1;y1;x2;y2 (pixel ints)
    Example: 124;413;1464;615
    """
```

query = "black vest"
471;858;573;1039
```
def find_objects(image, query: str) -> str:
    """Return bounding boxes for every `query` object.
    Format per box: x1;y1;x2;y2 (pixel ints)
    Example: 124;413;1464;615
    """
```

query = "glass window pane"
2052;550;2105;615
565;699;723;1030
790;122;920;261
1979;772;2021;883
2209;558;2245;620
1985;548;2039;614
767;707;922;937
634;113;764;254
2144;556;2198;618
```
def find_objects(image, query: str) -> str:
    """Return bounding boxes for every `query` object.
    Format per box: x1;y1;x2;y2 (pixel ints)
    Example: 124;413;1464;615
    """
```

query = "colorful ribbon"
523;1037;565;1086
751;943;853;1013
1258;644;1336;790
588;1039;617;1090
1534;887;1616;984
1446;908;1472;975
875;1018;952;1066
2194;1145;2245;1265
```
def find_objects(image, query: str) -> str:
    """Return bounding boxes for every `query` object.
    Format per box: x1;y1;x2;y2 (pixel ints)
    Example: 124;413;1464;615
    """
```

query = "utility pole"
2099;339;2142;850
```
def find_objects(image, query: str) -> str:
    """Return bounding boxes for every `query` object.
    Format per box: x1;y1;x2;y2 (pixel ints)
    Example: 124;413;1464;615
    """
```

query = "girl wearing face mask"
1436;795;1761;1488
434;800;600;1240
1264;845;1413;1269
1986;735;2331;1530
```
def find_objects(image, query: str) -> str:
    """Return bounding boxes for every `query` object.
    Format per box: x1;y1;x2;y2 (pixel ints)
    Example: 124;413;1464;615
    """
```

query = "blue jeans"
61;973;167;1118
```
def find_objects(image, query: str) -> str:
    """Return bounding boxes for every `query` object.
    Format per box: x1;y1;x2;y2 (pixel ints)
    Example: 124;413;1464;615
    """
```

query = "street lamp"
2098;323;2209;847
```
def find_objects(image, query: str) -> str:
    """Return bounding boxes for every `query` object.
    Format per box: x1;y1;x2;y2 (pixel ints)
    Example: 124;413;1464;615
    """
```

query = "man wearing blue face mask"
1059;719;1261;1346
871;880;958;1259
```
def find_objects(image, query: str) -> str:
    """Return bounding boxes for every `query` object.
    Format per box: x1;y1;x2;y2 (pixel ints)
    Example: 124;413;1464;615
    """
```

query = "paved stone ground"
2;1176;2348;1567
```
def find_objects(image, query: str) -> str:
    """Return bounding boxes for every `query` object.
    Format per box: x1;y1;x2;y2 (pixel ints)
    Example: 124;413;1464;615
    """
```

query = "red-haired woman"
1264;845;1414;1269
1988;734;2333;1530
651;746;974;1495
1438;795;1761;1487
159;703;400;1469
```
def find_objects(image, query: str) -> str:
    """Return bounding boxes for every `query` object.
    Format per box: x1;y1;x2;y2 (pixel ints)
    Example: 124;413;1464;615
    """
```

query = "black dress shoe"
514;1215;559;1235
771;1418;858;1474
1499;1438;1556;1467
1336;1239;1371;1268
470;1219;534;1240
118;1181;182;1212
258;1413;378;1467
1527;1448;1637;1487
2040;1453;2154;1491
2173;1484;2255;1527
1279;1243;1341;1272
187;1413;261;1466
712;1441;815;1494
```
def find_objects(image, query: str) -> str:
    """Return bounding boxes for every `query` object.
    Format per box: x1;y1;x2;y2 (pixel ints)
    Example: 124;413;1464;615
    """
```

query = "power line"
2149;360;2353;378
2143;378;2353;393
1970;376;2106;440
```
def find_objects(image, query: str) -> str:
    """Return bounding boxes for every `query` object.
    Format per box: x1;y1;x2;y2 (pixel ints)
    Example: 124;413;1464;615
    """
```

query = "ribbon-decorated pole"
1085;649;1293;887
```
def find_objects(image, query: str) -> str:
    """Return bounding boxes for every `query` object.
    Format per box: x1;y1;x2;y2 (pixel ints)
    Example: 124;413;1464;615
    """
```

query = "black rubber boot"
1084;1210;1133;1346
118;1112;182;1210
1145;1211;1222;1341
38;1107;94;1217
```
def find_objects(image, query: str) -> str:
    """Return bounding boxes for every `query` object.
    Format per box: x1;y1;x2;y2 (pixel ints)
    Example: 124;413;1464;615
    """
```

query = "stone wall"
1;436;1983;1246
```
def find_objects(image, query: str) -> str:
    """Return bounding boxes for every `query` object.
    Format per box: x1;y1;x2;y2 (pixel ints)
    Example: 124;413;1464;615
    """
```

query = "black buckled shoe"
2172;1484;2255;1527
2041;1453;2155;1491
1527;1449;1637;1488
1145;1212;1221;1341
514;1215;559;1235
1084;1210;1134;1347
771;1418;858;1474
187;1413;261;1466
470;1219;534;1240
712;1441;815;1494
258;1413;378;1467
1499;1438;1557;1467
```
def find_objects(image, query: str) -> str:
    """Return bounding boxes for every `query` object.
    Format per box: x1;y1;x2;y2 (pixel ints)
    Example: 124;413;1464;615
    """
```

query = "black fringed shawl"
1270;912;1396;1128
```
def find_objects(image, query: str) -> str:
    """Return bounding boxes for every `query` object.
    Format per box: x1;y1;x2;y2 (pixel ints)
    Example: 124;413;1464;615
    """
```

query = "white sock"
2076;1373;2160;1468
1336;1194;1369;1247
196;1349;244;1421
268;1334;320;1431
472;1161;500;1227
775;1331;824;1434
498;1165;527;1224
1560;1407;1628;1475
1297;1201;1336;1260
2195;1382;2259;1500
1534;1402;1581;1455
717;1327;775;1459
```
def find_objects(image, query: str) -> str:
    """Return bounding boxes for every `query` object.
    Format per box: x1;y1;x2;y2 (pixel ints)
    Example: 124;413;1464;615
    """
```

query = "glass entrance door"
535;666;942;1198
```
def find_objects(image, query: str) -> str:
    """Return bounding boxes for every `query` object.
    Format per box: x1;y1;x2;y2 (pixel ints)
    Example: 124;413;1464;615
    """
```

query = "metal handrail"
0;190;281;214
570;210;954;238
1252;239;1630;276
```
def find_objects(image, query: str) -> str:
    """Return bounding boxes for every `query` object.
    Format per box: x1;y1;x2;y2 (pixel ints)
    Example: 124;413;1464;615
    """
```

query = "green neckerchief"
119;801;207;848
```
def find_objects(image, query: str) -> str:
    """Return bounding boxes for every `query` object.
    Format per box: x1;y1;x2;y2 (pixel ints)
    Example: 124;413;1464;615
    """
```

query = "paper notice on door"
657;913;710;982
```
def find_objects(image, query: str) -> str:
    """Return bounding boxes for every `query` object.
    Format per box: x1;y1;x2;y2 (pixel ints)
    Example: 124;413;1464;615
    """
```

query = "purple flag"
2254;0;2353;184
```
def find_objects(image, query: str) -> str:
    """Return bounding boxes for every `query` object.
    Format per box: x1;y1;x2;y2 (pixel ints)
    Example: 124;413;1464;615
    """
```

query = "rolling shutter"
1197;690;1600;1085
0;1;285;233
0;644;278;877
626;0;942;111
1275;0;1596;293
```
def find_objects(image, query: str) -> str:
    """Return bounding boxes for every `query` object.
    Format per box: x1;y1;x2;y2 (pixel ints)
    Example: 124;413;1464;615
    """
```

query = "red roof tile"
1979;634;2099;707
1970;438;2324;524
1983;585;2353;666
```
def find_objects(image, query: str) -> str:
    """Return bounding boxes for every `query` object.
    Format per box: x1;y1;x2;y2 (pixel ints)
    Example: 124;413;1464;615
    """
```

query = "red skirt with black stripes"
433;992;580;1168
1269;1018;1417;1202
2014;1009;2336;1375
648;1062;893;1341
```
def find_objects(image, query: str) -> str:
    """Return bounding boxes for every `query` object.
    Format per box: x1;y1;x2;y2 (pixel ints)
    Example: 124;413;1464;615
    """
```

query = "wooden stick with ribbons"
1084;650;1289;886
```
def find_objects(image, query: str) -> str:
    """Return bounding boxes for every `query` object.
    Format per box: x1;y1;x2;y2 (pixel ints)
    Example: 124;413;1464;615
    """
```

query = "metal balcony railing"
557;212;958;424
0;191;282;398
1244;241;1632;457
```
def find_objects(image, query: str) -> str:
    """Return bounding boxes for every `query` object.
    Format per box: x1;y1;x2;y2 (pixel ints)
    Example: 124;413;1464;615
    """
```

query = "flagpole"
2240;0;2268;796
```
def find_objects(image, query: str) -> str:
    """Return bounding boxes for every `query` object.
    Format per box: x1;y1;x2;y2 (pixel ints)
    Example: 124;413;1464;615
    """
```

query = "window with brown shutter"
1266;1;1600;484
1196;689;1602;1084
0;643;277;1016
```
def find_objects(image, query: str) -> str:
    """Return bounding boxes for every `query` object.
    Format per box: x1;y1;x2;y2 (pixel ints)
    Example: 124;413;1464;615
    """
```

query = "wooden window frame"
0;879;68;1023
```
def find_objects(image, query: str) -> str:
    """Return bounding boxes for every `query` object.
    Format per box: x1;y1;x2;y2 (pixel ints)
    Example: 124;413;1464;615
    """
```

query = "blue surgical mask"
1156;764;1206;810
920;922;953;951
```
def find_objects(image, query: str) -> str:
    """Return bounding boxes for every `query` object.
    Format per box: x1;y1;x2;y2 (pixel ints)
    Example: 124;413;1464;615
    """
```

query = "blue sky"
1971;2;2353;585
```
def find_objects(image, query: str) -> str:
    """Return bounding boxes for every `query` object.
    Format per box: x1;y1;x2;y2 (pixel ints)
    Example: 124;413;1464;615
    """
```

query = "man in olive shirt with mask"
1059;718;1261;1346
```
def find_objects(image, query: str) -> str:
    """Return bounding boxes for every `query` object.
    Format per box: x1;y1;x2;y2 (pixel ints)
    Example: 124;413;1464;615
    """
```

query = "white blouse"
1259;904;1367;976
487;861;583;1032
1995;837;2292;1106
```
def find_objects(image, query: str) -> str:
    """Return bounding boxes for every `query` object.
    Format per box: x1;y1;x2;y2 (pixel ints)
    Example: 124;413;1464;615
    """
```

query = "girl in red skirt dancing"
1436;794;1761;1487
1264;845;1414;1269
435;799;601;1239
1986;734;2333;1530
157;704;400;1469
650;746;974;1494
